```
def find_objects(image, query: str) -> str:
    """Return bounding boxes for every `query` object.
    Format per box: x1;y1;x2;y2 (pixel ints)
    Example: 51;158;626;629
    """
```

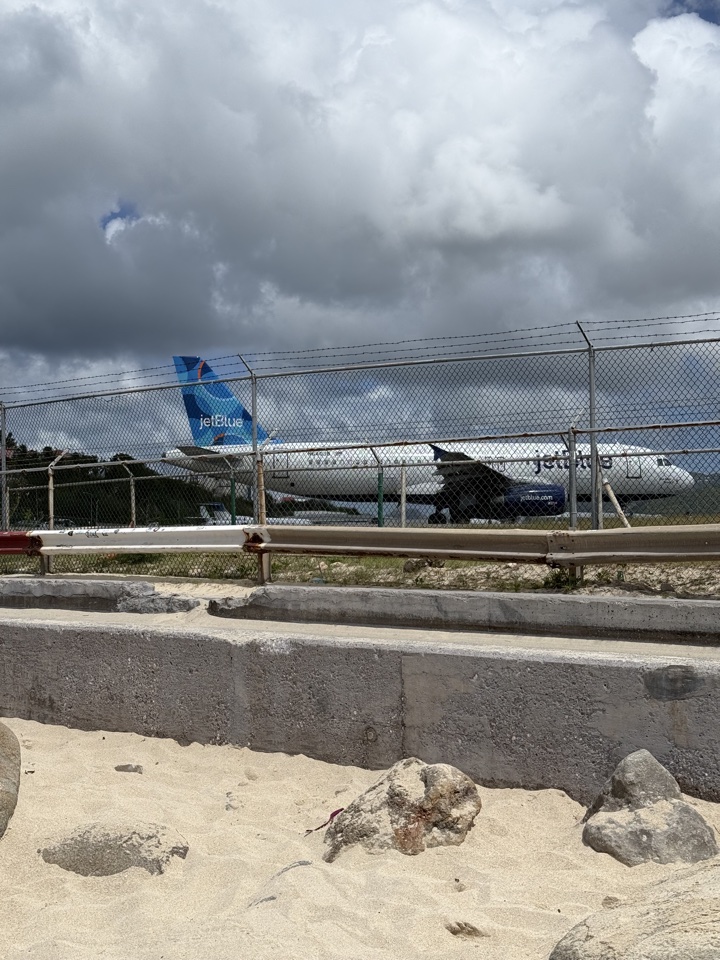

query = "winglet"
431;444;448;461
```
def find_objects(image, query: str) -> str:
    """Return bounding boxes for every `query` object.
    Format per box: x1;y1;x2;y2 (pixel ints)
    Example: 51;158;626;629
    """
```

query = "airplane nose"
677;468;695;490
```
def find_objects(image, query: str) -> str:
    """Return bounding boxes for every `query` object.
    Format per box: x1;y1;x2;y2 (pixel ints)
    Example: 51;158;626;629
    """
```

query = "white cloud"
0;0;719;372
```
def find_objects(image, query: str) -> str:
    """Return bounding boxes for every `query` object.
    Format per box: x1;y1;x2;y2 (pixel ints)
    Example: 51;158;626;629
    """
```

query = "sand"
2;718;719;960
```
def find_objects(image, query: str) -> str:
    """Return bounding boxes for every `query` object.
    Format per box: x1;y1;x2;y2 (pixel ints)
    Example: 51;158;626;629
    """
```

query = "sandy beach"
2;717;719;960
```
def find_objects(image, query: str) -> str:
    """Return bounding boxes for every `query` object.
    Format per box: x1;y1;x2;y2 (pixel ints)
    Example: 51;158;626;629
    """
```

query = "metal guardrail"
242;523;720;566
14;524;720;578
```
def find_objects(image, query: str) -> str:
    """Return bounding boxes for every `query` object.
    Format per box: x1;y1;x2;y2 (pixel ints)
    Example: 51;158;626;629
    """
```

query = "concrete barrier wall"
210;585;720;644
1;616;719;804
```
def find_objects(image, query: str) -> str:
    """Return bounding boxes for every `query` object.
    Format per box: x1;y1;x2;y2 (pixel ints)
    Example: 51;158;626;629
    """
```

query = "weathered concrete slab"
2;612;720;802
0;578;198;614
209;585;720;644
0;620;236;744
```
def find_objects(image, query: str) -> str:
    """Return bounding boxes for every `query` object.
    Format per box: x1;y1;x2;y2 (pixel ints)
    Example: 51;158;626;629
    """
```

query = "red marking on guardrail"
0;532;42;555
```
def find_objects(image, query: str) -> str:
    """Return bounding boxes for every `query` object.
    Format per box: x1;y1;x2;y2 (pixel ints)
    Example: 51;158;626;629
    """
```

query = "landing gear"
428;510;447;525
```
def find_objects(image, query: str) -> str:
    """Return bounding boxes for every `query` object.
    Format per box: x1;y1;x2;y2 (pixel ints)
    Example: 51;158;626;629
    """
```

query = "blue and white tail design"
173;356;269;446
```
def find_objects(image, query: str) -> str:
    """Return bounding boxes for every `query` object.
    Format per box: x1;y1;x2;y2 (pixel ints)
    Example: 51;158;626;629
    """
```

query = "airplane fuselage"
166;439;694;508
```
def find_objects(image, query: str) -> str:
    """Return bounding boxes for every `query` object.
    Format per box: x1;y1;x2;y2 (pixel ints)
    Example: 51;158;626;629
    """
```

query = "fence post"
238;354;260;523
400;462;407;528
577;322;602;530
255;453;271;583
0;403;8;532
129;475;136;527
567;427;577;530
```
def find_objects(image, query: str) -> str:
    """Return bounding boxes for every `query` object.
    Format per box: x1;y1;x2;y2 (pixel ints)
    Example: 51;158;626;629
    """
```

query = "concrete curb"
2;615;720;804
0;579;199;614
209;585;720;644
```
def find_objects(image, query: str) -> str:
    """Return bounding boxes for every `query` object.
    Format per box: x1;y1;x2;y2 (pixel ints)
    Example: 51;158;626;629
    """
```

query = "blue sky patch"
100;201;139;231
672;0;720;23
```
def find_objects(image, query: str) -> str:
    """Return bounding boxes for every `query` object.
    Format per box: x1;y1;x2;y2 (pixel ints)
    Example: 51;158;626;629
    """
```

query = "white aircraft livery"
166;356;694;523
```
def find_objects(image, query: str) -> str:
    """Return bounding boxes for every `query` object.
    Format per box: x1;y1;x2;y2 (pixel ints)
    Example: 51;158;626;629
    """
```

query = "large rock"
323;757;481;863
550;859;720;959
583;750;681;821
583;800;718;868
40;821;189;876
582;750;718;867
0;721;20;839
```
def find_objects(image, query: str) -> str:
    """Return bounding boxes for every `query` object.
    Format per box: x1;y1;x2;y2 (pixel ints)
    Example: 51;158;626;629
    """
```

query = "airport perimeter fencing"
1;333;720;576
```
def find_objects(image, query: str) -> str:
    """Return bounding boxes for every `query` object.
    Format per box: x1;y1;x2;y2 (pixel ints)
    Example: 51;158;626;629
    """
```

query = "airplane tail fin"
173;356;269;446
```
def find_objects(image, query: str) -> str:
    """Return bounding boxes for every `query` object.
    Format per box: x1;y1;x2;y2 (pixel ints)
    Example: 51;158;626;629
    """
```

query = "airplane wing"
431;445;516;496
177;445;221;458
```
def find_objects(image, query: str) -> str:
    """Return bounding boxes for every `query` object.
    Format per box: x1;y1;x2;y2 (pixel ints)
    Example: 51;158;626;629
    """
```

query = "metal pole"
255;453;271;583
129;476;136;527
256;453;267;524
0;403;8;532
230;473;236;524
577;322;601;530
377;469;384;527
121;464;136;527
567;428;577;531
238;354;259;523
603;480;631;528
400;462;407;528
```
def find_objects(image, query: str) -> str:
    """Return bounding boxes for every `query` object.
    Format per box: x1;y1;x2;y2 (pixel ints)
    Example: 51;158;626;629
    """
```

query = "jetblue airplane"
165;356;694;523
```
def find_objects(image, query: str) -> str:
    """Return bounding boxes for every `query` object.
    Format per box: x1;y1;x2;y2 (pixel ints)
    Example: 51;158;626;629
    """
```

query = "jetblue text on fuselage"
200;415;248;429
534;455;612;474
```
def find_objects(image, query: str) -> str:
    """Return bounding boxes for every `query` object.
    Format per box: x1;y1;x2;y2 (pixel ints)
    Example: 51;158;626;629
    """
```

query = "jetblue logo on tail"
173;356;270;447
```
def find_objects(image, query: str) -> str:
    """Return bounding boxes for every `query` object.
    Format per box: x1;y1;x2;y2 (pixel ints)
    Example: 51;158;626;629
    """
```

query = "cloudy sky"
1;0;720;395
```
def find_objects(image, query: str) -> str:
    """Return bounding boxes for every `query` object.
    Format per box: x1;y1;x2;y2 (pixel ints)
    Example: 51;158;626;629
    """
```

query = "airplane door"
625;455;642;479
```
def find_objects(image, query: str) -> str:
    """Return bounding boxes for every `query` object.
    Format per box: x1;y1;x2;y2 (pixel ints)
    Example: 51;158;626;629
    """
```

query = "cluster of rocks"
552;749;719;958
319;750;720;957
3;718;719;954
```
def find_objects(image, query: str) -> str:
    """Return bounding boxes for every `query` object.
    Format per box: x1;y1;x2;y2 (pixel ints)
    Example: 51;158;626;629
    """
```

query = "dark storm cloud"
1;0;720;385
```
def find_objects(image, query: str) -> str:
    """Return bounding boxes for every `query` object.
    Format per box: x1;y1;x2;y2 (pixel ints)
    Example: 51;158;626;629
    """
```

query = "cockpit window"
656;457;672;466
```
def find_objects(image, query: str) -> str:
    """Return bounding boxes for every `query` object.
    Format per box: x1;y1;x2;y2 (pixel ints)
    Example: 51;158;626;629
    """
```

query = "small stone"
0;721;20;840
114;764;143;774
445;921;489;938
323;757;482;862
40;821;189;876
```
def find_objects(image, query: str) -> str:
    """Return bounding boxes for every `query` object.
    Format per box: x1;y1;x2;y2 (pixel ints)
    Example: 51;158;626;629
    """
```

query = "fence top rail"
4;334;720;410
2;344;588;409
579;418;720;436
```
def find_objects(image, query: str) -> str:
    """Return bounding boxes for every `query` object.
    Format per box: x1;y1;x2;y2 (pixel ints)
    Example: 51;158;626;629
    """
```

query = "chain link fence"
1;335;720;577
